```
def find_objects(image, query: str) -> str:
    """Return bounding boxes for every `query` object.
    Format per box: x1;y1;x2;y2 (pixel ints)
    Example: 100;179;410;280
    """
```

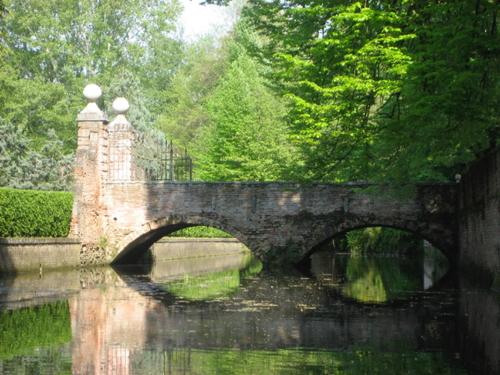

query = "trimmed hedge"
0;187;73;237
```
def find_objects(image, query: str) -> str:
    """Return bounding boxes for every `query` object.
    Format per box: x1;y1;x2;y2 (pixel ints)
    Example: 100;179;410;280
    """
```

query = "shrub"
0;187;73;237
169;225;232;238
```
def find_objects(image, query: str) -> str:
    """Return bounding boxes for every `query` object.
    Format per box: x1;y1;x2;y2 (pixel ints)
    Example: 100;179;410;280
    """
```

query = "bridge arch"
102;182;458;267
304;222;453;262
111;214;251;264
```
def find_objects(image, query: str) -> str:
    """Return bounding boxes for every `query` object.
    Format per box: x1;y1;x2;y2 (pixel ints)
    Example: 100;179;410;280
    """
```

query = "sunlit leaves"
244;0;499;182
192;26;295;181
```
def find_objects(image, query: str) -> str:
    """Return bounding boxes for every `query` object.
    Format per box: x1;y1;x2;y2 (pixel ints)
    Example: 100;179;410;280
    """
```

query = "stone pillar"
70;84;109;265
107;98;137;182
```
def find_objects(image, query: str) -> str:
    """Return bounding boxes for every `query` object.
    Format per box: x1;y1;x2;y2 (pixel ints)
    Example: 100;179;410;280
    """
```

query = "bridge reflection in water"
0;247;497;375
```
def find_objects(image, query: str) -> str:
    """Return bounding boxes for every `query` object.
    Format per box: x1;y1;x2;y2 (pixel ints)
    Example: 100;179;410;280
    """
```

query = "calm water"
0;247;498;374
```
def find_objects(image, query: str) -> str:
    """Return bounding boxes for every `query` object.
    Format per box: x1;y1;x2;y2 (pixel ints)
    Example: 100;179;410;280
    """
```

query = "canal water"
0;246;498;374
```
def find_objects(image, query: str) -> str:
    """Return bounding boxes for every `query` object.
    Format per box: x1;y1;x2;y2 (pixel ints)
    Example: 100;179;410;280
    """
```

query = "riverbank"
0;237;80;273
0;237;246;274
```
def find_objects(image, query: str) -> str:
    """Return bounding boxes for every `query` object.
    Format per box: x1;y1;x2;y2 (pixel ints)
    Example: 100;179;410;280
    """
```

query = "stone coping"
0;237;81;245
103;181;457;187
0;237;236;244
157;237;238;243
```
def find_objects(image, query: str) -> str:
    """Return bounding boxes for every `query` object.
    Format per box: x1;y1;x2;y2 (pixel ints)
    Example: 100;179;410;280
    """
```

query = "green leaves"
0;0;183;152
244;0;499;183
0;118;73;190
0;301;71;360
195;42;294;181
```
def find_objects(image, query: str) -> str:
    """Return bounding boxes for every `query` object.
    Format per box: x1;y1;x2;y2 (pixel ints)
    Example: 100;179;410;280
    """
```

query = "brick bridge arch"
70;88;458;266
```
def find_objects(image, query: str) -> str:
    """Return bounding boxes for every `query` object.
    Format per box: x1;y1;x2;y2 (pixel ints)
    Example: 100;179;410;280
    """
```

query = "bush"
0;187;73;237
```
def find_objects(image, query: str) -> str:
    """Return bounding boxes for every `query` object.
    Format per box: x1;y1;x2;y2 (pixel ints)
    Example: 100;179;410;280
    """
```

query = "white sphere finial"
112;97;129;115
83;84;102;102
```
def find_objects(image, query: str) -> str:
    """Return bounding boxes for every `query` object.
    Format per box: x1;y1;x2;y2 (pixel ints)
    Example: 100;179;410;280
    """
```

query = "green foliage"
160;22;297;182
158;36;229;148
240;257;263;278
0;0;183;151
164;269;242;300
0;301;71;360
194;24;296;181
0;118;73;191
162;253;261;301
346;227;423;256
244;0;499;183
0;188;73;237
169;226;233;238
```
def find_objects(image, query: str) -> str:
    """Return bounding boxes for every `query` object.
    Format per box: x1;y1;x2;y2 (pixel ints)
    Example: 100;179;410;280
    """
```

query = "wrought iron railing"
133;136;193;182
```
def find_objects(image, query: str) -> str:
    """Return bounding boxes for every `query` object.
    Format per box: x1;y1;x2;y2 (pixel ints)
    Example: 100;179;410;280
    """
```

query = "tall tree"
157;36;229;148
244;0;499;182
194;24;295;181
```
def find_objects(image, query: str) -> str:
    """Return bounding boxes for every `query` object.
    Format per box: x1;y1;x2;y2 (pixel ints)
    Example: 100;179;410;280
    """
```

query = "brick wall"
458;147;500;284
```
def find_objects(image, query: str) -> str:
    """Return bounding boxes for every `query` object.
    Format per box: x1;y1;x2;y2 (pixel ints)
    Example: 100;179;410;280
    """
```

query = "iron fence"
134;136;192;182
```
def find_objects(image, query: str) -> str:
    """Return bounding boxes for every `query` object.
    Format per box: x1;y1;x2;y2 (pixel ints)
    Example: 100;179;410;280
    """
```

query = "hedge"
0;187;73;237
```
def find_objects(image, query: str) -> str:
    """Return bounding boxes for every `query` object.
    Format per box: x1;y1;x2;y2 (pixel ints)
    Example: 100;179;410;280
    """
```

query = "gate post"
107;98;137;182
70;84;110;265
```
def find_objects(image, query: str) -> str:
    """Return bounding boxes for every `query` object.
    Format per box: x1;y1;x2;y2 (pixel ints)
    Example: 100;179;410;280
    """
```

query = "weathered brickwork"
70;107;110;265
99;181;457;265
458;147;500;283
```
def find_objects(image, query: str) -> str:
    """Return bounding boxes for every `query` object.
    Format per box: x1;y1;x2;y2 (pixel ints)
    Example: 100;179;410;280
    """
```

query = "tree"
0;118;73;190
0;0;183;151
374;0;500;181
157;36;229;148
243;0;499;182
194;25;295;181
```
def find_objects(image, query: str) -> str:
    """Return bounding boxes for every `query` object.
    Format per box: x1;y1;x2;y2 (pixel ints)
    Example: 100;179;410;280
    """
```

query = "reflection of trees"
346;227;423;256
129;348;465;375
342;257;420;303
0;301;72;372
0;301;71;360
162;256;262;301
163;269;242;301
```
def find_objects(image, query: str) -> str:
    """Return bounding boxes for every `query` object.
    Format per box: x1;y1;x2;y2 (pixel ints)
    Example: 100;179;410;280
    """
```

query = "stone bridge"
71;85;458;266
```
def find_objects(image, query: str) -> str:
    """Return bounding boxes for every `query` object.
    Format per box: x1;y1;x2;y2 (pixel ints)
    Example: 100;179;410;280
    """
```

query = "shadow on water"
457;277;500;375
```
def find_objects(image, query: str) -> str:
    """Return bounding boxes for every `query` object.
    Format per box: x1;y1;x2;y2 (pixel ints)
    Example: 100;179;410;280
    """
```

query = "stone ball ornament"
83;84;102;102
112;97;130;115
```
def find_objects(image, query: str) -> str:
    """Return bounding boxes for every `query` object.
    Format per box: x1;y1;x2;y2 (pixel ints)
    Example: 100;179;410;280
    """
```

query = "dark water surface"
0;248;498;374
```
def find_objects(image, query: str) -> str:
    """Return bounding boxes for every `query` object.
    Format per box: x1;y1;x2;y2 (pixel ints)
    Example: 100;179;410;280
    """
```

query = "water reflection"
160;253;259;301
0;248;497;374
310;248;448;304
